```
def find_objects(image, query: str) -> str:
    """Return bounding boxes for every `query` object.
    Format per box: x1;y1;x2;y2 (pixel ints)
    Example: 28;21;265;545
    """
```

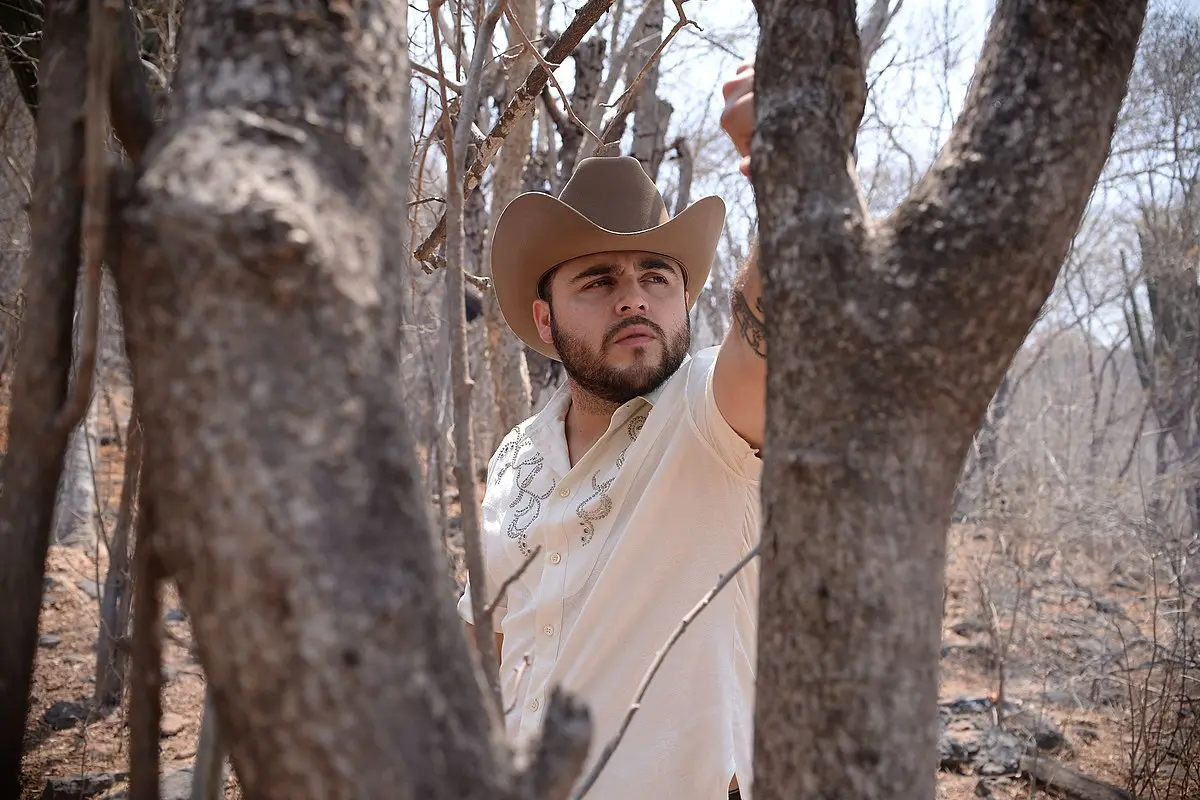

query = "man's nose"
615;281;649;314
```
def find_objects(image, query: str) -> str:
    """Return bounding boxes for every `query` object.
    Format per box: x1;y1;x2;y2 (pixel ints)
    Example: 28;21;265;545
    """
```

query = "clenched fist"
720;60;754;177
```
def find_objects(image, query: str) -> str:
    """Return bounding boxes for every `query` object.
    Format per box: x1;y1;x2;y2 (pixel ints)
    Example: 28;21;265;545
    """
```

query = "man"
457;62;763;799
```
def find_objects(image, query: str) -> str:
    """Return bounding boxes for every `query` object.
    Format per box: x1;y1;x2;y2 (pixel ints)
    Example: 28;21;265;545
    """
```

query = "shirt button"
529;698;540;712
542;624;554;636
558;487;571;498
549;552;562;564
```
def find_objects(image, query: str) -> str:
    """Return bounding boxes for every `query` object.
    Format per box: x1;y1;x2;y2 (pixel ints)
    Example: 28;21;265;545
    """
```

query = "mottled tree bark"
0;0;87;793
109;1;588;797
750;2;1147;798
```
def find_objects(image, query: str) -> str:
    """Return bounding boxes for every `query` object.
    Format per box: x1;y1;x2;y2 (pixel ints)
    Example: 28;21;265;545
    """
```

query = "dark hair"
536;268;557;303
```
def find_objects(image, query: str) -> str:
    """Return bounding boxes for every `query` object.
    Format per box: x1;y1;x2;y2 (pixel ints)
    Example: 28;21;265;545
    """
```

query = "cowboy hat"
490;155;726;360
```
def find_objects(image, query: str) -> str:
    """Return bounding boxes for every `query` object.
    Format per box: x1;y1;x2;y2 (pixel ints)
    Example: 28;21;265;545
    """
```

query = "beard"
550;311;691;405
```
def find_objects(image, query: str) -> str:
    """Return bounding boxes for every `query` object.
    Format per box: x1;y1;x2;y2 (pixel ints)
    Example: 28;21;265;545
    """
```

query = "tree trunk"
552;34;605;189
109;2;588;797
975;372;1011;514
94;404;141;712
750;2;1147;798
191;686;229;800
0;0;87;792
627;0;671;179
51;393;100;547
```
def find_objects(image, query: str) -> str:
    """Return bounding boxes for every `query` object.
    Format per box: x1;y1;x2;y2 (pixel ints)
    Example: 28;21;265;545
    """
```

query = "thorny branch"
505;4;601;146
570;542;763;800
592;0;698;153
54;0;118;435
413;0;616;268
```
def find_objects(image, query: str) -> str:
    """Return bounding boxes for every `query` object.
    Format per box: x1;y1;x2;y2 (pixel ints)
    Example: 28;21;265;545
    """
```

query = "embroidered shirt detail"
576;470;616;546
493;429;555;556
616;412;647;468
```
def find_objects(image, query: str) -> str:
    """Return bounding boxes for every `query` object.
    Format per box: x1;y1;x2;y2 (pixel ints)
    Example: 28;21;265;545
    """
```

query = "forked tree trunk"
750;2;1147;798
109;2;588;797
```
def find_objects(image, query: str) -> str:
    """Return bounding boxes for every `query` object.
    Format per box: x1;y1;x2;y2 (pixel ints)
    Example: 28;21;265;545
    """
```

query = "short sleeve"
456;576;504;624
686;347;763;482
455;444;511;625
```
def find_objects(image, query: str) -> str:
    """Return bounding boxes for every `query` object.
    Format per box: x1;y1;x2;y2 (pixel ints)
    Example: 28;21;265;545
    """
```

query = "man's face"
532;250;692;405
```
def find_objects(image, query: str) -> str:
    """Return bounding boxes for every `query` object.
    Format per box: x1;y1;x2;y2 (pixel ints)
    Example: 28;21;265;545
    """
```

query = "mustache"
604;316;666;346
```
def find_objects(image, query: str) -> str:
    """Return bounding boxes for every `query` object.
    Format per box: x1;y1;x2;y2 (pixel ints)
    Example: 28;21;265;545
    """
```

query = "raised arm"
712;61;767;452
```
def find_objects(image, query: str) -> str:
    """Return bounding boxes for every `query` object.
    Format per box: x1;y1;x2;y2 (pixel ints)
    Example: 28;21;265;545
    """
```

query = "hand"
720;59;755;177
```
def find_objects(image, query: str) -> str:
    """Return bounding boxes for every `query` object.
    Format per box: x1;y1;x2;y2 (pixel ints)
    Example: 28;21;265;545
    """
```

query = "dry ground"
7;386;1194;799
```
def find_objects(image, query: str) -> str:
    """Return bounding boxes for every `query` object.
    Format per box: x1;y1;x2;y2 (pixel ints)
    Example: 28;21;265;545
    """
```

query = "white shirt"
457;346;762;799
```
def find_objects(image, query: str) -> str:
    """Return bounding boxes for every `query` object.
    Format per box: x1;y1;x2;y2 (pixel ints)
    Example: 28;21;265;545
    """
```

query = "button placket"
520;475;572;739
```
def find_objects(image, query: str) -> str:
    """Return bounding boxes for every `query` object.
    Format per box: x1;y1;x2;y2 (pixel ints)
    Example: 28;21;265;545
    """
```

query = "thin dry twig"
412;60;464;93
570;542;763;800
592;0;698;153
55;0;118;434
413;0;616;268
430;0;506;708
503;654;533;714
505;5;601;146
483;544;541;618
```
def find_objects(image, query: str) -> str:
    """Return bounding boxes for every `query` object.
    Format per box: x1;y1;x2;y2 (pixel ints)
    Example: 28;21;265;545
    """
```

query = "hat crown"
558;156;669;233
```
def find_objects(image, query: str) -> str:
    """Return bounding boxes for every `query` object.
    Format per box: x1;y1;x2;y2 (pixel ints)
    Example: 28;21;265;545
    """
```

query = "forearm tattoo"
732;290;767;358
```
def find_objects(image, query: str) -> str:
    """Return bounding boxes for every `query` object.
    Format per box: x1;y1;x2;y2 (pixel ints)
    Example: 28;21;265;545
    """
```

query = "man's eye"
645;273;669;283
584;278;612;289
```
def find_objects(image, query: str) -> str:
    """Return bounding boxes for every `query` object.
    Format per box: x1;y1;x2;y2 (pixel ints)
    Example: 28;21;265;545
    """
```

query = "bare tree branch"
592;0;697;154
413;0;615;267
413;60;465;93
55;0;118;434
431;0;505;708
859;0;904;64
889;4;1150;386
506;4;601;146
483;544;541;618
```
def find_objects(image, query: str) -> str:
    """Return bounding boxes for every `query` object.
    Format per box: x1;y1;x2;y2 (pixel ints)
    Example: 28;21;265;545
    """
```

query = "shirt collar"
528;353;691;436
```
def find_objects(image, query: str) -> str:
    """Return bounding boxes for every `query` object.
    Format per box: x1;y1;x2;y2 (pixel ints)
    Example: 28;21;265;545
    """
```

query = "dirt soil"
9;388;1190;799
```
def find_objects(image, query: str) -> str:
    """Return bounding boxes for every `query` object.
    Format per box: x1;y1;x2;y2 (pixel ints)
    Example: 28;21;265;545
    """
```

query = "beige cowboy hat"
490;155;726;360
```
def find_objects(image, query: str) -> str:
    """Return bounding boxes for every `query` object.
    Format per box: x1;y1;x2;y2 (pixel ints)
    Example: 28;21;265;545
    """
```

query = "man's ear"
533;299;553;346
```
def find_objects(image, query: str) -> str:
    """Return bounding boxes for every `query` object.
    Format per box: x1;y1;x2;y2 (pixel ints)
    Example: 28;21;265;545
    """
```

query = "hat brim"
490;192;727;360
